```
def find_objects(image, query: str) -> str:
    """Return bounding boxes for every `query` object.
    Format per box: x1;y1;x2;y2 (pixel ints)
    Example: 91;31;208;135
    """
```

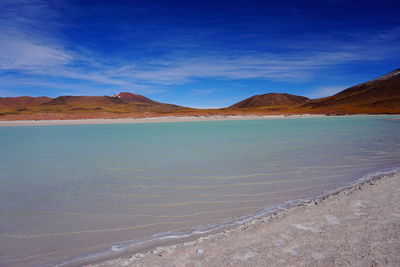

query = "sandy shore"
88;173;400;267
1;114;398;127
0;114;324;126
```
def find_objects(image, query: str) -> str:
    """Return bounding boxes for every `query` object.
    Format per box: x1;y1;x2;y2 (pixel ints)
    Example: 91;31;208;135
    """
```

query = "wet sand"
88;173;400;267
0;114;323;126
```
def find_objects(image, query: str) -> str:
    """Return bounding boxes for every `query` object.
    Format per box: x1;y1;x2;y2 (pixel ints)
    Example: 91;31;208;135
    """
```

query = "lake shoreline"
86;171;400;267
0;114;322;126
1;116;399;267
1;114;399;126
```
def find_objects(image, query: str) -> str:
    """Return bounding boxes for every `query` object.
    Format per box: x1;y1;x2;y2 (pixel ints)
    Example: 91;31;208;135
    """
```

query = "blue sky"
0;0;399;107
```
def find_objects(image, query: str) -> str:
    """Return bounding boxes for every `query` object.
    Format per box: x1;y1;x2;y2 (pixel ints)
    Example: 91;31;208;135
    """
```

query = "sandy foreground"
88;173;400;267
0;114;324;126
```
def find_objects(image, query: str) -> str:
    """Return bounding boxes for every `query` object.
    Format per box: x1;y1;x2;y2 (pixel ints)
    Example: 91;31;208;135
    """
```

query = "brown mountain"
42;92;175;107
42;96;125;106
0;92;189;119
112;92;159;104
230;93;309;108
303;68;400;114
40;92;186;113
1;68;399;120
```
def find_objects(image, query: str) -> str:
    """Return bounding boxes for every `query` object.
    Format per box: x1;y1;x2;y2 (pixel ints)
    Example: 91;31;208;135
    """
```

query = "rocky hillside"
230;93;309;108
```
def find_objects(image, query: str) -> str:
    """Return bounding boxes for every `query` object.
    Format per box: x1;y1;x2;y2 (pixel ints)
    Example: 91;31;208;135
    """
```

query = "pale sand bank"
0;114;324;126
1;114;398;127
89;173;400;267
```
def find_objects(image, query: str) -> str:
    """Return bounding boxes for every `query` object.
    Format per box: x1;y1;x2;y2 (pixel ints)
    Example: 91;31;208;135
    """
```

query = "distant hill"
112;92;159;104
230;93;309;108
41;92;165;107
42;96;125;106
227;68;400;114
1;68;399;120
40;92;186;113
0;92;189;119
303;68;400;114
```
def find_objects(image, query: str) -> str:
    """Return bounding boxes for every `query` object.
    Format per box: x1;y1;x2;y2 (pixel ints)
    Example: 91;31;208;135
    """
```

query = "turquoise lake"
0;116;399;266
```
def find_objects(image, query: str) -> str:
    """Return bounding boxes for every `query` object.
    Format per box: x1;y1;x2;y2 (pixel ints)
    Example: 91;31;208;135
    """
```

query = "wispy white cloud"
0;39;309;88
93;47;387;86
0;36;72;70
1;37;397;95
0;0;73;73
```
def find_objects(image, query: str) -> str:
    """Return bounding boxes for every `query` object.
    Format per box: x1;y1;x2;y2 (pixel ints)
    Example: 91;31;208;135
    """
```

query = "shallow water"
0;116;399;266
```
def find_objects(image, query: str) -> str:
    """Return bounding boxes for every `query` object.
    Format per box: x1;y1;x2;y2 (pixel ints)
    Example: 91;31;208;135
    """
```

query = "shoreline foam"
54;167;400;267
87;170;400;267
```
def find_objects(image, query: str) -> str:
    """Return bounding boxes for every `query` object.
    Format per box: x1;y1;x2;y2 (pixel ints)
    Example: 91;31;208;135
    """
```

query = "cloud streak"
69;43;397;87
1;37;398;95
0;36;72;70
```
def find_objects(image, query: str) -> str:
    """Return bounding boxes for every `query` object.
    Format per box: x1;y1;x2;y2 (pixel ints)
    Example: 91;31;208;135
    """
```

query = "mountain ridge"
111;92;160;104
302;68;400;113
1;68;399;119
230;93;309;108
